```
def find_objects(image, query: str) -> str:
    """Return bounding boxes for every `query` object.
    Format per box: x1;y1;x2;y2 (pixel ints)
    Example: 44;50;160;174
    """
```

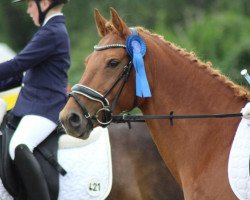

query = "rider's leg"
14;144;50;200
9;115;57;200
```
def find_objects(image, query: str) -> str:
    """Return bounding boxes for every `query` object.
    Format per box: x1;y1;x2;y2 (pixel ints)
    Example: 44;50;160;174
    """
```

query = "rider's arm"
0;27;56;80
0;73;23;92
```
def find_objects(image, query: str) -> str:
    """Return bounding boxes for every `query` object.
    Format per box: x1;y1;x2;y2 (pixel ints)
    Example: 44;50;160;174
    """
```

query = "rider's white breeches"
9;115;57;160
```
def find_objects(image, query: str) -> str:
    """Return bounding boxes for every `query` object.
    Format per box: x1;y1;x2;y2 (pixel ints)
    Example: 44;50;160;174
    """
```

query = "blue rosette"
126;35;152;97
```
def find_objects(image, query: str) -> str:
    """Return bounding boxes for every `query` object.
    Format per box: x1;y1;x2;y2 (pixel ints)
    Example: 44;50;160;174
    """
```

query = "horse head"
60;8;149;139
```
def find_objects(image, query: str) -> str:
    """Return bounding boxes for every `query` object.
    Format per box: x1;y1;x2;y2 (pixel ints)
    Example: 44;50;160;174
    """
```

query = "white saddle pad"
0;127;113;200
228;118;250;200
57;127;112;200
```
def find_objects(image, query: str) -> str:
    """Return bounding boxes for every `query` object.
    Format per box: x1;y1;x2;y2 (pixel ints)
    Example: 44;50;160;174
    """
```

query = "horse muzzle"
59;108;92;140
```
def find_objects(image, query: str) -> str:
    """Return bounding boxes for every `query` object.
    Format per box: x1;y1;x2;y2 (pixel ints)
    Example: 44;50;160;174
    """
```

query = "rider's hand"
241;103;250;119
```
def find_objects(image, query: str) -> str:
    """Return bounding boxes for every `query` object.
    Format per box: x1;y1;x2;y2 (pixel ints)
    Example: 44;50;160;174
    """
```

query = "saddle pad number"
87;179;101;197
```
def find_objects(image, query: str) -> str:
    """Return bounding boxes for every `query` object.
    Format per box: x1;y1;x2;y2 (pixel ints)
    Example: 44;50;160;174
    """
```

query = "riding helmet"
11;0;69;25
12;0;69;4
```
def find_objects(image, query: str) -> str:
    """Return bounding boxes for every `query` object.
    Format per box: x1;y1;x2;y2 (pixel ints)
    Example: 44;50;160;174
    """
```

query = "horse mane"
105;21;117;33
136;27;250;101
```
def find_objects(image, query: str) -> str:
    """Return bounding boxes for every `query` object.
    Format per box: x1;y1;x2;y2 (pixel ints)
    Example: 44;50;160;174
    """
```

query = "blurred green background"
0;0;250;86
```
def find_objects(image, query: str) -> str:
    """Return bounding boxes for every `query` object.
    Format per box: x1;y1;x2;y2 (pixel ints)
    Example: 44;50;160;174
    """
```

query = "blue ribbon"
126;35;152;97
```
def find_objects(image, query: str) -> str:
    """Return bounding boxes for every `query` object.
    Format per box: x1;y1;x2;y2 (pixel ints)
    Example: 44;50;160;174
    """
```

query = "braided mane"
137;27;250;101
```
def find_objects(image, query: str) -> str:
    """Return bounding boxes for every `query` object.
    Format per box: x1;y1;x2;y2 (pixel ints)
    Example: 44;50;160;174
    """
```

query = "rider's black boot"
14;144;50;200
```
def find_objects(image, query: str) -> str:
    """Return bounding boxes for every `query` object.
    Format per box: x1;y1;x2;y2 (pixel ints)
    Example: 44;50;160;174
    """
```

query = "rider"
0;0;70;199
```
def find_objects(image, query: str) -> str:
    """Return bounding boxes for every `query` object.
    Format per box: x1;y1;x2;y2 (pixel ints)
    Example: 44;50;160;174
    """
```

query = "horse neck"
138;33;249;187
141;35;248;114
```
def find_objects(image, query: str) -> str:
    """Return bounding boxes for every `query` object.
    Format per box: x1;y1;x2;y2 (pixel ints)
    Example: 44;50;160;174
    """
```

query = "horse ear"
94;8;109;37
110;7;130;38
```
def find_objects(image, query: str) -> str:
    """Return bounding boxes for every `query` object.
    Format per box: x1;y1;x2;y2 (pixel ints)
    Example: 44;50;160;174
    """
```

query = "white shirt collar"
43;13;63;26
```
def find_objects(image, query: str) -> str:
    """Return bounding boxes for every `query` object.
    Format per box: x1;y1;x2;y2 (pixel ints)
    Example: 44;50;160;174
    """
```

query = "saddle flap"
34;128;64;200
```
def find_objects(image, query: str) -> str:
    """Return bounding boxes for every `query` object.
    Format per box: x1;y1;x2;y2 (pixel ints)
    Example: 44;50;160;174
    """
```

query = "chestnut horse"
107;122;184;200
59;8;250;200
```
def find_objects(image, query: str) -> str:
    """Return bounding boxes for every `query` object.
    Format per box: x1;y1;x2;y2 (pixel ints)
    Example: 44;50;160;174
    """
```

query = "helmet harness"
34;0;68;25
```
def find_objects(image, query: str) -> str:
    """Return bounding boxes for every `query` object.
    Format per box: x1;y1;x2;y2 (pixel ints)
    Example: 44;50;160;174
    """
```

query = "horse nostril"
68;113;81;128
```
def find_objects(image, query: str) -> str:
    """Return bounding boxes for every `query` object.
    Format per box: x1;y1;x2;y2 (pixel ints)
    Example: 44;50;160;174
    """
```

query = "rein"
112;112;243;126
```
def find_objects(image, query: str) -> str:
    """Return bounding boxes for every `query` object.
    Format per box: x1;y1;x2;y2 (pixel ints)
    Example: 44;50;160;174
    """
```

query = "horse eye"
107;59;120;68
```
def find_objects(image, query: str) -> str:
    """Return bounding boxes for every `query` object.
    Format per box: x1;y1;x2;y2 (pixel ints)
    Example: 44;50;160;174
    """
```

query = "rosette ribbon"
126;35;152;97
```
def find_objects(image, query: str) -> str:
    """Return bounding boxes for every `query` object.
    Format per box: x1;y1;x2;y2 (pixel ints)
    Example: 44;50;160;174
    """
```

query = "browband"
94;44;126;51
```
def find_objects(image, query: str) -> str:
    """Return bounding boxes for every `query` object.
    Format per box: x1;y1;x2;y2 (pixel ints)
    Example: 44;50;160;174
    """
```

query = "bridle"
69;44;133;130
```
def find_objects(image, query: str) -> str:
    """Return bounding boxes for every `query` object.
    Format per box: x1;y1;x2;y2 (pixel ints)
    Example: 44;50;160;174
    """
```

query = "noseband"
69;46;132;129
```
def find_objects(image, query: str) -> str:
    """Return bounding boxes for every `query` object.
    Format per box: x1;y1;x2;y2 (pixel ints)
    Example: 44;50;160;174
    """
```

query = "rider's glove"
241;102;250;119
